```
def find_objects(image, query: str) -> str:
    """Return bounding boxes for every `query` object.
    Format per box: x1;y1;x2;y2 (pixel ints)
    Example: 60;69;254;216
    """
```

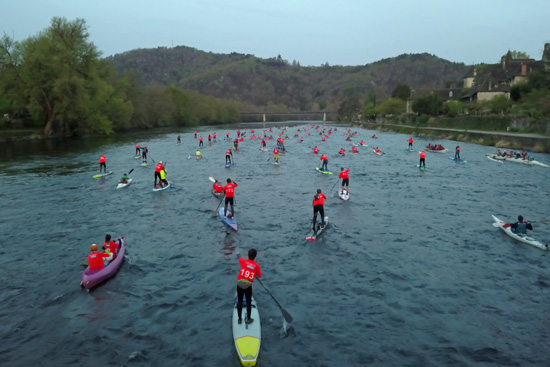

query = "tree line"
0;17;240;136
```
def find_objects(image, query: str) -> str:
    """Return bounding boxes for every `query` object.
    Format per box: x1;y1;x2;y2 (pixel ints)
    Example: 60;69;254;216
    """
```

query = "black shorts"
342;178;349;186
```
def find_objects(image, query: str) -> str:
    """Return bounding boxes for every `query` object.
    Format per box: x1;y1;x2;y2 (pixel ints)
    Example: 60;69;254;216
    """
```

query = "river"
0;123;549;367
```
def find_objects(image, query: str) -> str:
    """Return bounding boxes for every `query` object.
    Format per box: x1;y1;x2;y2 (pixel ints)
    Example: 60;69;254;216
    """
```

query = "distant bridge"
240;111;336;123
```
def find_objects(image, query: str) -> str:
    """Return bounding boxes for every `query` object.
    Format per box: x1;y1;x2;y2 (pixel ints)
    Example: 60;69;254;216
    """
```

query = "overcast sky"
1;0;549;66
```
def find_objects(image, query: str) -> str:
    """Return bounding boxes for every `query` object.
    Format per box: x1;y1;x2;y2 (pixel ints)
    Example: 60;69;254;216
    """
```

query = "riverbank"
355;122;550;153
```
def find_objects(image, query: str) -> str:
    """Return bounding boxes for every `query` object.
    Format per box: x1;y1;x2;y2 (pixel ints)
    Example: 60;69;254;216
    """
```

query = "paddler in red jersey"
213;179;224;193
352;146;358;153
88;244;110;270
261;139;267;149
455;146;461;160
102;234;119;263
199;136;203;147
419;151;426;168
135;144;140;156
154;161;166;187
313;146;319;154
360;140;365;146
339;168;350;193
194;131;197;139
213;132;217;141
408;137;413;149
99;154;106;173
312;189;327;231
234;138;239;150
273;148;279;163
320;154;328;171
223;178;238;219
236;248;262;325
338;148;345;156
226;149;233;164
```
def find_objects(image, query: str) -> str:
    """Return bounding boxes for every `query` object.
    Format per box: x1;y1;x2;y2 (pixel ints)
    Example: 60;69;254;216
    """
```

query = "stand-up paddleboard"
273;161;280;165
134;155;141;159
315;168;332;175
416;164;429;171
218;207;238;231
141;161;147;166
116;179;132;189
153;181;171;191
306;216;329;241
93;171;113;179
339;189;350;201
405;148;414;152
260;147;267;152
226;162;233;168
232;295;261;366
449;157;467;163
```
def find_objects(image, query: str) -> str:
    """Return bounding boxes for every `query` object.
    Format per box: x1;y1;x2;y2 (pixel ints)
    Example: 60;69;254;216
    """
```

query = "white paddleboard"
232;295;261;366
339;189;350;201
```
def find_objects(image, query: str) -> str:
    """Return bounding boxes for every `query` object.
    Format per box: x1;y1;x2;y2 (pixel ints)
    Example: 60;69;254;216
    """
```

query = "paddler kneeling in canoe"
213;179;224;193
102;234;120;264
88;244;110;270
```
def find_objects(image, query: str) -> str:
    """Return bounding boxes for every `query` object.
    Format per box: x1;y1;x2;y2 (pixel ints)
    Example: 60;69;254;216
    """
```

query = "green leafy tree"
376;98;405;116
362;101;376;119
443;100;463;117
391;84;411;101
412;94;443;116
337;97;361;121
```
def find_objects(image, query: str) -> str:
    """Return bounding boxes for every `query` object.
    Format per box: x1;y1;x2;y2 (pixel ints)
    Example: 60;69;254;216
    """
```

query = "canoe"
424;148;448;153
232;295;261;366
93;171;113;179
306;216;329;241
81;237;126;289
486;155;504;163
218;207;238;232
116;178;132;189
212;189;224;198
491;215;548;251
153;181;171;191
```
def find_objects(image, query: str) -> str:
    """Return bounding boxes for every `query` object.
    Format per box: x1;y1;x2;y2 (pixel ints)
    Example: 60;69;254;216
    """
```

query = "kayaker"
236;248;262;325
141;145;148;161
88;244;110;270
372;134;377;138
226;149;233;164
300;137;304;143
135;144;140;156
419;151;426;168
352;146;358;153
360;140;365;146
196;150;202;159
199;136;203;147
102;234;120;263
320;154;328;171
509;215;533;234
213;179;224;193
226;132;230;140
273;148;279;163
99;154;106;173
119;173;130;184
312;189;327;231
375;147;381;154
339;168;350;193
313;146;319;154
339;148;345;156
408;137;413;149
154;161;166;187
223;178;238;219
455;146;461;160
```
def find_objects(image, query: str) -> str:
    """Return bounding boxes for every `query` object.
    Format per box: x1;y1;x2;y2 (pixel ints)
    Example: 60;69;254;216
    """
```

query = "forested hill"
107;46;469;110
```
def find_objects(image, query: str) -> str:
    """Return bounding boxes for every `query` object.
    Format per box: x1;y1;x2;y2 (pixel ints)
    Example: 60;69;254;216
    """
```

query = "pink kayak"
81;237;126;289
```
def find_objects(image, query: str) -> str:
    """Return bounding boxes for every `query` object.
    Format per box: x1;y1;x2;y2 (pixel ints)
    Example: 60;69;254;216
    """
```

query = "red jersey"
224;182;238;198
213;133;216;138
339;149;345;154
408;138;413;144
99;155;106;163
320;154;328;161
226;149;231;155
456;147;460;151
313;148;318;154
135;145;140;149
155;163;165;172
213;182;224;193
237;258;262;282
88;251;109;270
199;137;203;141
339;169;350;179
352;147;358;152
420;151;426;158
313;193;327;206
274;149;279;155
103;240;119;259
360;141;365;145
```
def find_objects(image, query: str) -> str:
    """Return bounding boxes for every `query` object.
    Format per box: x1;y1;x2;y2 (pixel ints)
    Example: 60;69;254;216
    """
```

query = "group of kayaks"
485;153;549;167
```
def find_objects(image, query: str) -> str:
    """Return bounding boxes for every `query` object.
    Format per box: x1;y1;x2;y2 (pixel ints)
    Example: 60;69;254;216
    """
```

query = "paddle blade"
281;308;293;323
128;168;134;175
209;177;216;182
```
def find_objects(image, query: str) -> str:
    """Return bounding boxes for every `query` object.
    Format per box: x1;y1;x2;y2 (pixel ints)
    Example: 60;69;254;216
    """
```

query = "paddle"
209;177;216;183
330;178;341;192
148;154;155;163
213;194;225;216
256;278;293;323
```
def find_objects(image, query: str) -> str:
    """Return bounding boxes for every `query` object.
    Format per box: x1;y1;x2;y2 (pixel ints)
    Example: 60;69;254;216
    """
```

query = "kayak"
81;237;126;289
153;181;171;191
449;157;467;163
306;216;329;241
116;179;132;189
372;149;382;155
416;164;429;171
491;215;548;251
226;162;233;168
218;207;238;232
339;189;350;201
486;155;504;163
212;189;224;198
93;171;113;179
315;168;332;175
232;295;261;366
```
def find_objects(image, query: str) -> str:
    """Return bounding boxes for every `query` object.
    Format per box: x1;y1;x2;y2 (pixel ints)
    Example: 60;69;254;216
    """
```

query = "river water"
1;123;549;367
